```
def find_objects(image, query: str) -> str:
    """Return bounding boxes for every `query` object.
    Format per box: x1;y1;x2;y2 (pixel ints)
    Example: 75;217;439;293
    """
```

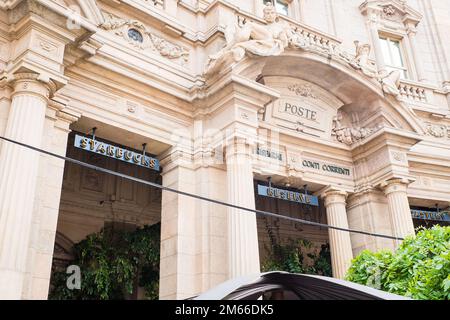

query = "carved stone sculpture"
347;41;401;97
349;41;379;78
203;6;402;99
380;69;401;97
204;4;292;75
100;13;189;64
426;124;447;138
332;111;376;145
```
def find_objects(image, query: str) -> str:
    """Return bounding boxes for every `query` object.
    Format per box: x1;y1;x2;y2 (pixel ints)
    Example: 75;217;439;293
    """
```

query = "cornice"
0;0;22;10
359;0;422;26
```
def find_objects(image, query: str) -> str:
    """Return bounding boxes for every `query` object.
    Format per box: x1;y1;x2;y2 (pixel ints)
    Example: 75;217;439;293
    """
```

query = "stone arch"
235;51;425;135
54;0;104;25
52;232;75;271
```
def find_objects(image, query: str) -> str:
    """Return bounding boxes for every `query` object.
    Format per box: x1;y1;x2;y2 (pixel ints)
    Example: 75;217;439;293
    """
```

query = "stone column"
381;179;415;243
406;26;427;82
367;12;386;73
226;137;260;278
0;73;55;299
322;189;353;280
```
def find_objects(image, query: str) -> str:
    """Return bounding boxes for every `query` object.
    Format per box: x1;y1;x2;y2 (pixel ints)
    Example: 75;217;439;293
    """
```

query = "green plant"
346;225;450;300
49;223;160;300
261;239;332;276
261;217;332;276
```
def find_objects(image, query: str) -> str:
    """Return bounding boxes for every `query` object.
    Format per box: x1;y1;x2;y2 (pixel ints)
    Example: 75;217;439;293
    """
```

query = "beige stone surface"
0;0;450;300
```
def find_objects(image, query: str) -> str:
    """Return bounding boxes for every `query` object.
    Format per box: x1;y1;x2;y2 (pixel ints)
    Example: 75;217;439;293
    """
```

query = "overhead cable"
0;135;404;241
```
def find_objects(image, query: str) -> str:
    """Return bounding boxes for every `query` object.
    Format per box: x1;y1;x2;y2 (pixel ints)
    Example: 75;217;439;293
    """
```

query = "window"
379;36;408;79
264;0;289;16
128;28;144;43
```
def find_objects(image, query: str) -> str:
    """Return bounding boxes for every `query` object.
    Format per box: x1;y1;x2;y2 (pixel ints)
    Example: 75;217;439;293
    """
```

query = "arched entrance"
224;49;425;279
49;116;169;299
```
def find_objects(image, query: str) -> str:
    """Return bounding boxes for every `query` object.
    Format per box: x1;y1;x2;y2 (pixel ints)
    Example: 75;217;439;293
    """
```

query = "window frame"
378;35;409;79
264;0;290;16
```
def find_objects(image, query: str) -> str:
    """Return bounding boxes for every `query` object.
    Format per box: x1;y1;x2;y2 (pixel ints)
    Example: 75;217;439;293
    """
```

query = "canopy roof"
193;272;411;300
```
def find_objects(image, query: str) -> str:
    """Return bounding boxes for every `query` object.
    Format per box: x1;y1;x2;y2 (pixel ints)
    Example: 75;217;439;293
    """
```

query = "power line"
0;135;404;241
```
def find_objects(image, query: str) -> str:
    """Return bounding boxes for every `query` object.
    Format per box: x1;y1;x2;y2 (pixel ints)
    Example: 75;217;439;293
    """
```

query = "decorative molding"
204;4;400;98
287;84;317;99
142;0;164;9
100;12;189;65
391;151;407;163
426;123;448;139
398;82;427;102
331;111;379;145
381;4;401;21
360;0;423;26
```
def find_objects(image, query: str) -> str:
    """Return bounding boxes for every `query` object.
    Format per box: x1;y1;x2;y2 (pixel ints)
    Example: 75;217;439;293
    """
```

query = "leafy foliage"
49;223;160;300
261;217;332;276
261;239;332;276
346;225;450;300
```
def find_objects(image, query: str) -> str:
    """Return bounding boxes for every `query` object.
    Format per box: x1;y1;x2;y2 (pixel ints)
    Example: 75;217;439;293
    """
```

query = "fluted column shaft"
382;179;415;243
226;138;260;278
323;190;353;279
0;74;53;299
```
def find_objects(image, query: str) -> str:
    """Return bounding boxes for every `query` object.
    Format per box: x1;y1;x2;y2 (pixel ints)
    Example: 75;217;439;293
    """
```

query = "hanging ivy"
49;223;160;300
261;217;332;276
261;238;332;276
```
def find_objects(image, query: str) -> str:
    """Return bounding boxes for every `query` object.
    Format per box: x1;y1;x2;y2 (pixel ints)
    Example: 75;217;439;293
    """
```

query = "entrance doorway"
254;180;332;276
49;127;164;299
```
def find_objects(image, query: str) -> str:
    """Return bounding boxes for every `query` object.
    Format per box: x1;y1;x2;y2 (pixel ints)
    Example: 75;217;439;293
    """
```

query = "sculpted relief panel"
100;12;189;65
263;77;343;140
204;3;401;98
425;123;450;139
262;77;378;145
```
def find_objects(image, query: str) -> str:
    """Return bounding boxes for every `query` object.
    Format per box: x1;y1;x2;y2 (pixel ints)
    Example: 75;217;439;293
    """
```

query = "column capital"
379;178;412;195
9;73;58;100
320;186;348;207
363;6;382;25
406;26;418;36
225;135;255;160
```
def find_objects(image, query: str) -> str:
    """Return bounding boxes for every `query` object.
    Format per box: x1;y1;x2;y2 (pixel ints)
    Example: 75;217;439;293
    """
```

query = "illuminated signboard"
257;185;319;206
411;209;450;222
256;147;283;161
74;134;160;171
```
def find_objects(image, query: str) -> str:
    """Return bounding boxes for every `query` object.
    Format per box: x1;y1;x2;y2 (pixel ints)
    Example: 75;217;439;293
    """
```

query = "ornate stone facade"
0;0;449;300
